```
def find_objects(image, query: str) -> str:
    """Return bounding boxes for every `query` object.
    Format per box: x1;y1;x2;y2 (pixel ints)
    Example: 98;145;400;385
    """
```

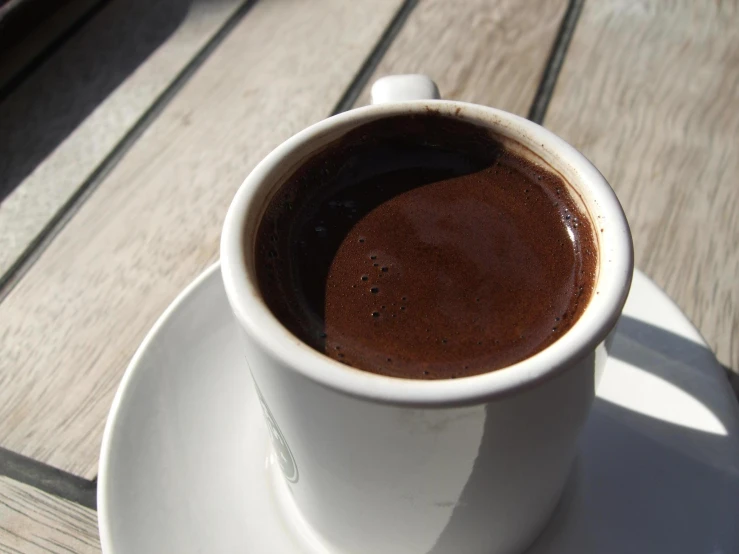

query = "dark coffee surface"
255;114;596;379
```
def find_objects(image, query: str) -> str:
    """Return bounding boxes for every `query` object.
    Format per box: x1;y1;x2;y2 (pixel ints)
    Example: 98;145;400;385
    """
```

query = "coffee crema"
255;114;597;380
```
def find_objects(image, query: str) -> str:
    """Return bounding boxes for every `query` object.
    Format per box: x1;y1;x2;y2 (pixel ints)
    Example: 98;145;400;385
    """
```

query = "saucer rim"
97;262;222;554
97;263;727;553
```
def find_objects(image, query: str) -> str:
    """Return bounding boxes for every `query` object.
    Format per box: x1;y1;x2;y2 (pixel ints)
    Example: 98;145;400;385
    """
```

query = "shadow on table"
0;0;229;202
433;315;739;553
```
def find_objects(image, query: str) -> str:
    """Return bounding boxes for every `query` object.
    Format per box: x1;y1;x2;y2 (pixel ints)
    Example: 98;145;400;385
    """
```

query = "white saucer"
98;263;739;554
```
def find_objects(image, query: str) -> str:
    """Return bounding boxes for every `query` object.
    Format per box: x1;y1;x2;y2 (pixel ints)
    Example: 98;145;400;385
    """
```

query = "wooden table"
0;0;737;549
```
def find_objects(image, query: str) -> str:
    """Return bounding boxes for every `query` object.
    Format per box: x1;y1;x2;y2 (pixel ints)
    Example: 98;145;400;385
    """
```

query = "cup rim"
221;100;633;407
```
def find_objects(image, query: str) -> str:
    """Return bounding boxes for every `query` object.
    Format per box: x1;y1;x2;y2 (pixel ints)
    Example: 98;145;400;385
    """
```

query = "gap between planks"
544;0;739;374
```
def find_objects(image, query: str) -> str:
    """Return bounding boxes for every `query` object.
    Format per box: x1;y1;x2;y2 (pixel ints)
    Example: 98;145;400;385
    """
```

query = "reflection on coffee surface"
255;114;596;379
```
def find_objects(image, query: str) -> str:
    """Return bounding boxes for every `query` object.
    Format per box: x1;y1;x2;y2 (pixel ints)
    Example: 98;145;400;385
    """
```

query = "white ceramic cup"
221;75;633;554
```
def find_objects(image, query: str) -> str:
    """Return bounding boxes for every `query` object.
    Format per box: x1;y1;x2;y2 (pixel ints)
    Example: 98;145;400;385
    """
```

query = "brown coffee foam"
255;113;596;380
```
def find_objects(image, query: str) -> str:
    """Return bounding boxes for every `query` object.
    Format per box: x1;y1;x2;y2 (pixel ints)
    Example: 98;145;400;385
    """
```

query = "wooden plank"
355;0;569;115
0;477;99;553
545;0;739;373
0;0;246;277
0;0;404;478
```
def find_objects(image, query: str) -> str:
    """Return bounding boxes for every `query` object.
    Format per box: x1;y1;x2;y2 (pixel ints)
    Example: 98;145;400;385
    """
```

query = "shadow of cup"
525;315;739;554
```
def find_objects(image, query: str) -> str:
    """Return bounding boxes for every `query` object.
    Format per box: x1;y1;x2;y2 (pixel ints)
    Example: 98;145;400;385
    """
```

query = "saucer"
98;263;739;553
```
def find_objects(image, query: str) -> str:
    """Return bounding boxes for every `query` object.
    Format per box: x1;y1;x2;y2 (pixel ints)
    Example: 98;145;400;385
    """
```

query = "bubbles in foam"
370;287;379;294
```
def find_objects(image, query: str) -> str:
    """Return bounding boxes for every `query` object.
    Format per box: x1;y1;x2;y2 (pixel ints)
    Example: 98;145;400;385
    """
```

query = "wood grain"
0;0;246;277
356;0;568;115
545;0;739;373
0;0;404;478
0;477;99;553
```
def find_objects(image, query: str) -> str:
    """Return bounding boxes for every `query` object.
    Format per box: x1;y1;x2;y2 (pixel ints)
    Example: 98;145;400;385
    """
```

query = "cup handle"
370;74;441;104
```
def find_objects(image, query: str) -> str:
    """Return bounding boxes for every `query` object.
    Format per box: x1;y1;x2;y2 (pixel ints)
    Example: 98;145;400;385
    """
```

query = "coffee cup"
221;75;633;553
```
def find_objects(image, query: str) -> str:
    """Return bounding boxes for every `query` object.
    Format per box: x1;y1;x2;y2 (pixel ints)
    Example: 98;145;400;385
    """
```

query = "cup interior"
221;101;633;406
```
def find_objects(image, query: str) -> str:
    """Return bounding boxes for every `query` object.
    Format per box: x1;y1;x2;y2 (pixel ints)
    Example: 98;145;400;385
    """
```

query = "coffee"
255;114;596;380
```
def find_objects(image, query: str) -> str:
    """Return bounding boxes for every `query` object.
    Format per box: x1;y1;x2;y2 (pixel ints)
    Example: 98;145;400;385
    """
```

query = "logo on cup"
255;383;299;483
